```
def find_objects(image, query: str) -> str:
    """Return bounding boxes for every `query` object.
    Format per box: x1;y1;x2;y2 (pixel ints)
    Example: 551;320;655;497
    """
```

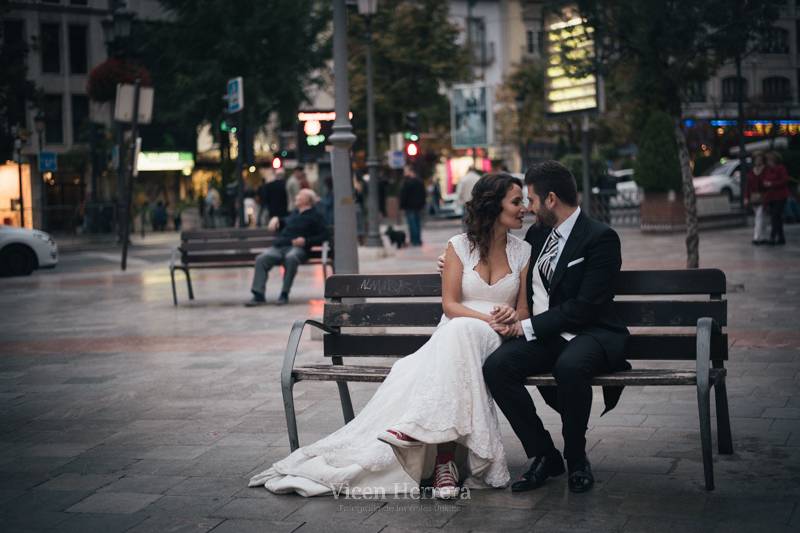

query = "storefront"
0;160;33;228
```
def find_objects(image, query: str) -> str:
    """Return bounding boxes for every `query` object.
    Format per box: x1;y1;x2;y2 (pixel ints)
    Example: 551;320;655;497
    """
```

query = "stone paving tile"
38;473;118;492
209;519;303;533
361;500;462;529
125;514;224;533
166;476;246;499
53;512;150;533
210;495;305;521
97;474;187;494
284;497;386;523
141;494;230;517
65;491;161;514
532;509;630;532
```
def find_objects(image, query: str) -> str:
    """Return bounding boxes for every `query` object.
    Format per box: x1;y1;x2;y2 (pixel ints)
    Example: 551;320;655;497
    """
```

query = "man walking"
483;161;630;494
399;165;426;246
246;189;328;306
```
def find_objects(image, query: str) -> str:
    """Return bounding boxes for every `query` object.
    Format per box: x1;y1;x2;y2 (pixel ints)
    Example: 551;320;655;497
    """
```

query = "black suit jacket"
524;211;630;413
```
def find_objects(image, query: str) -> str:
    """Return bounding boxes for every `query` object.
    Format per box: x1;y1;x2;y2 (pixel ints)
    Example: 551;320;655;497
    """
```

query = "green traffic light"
230;126;238;133
410;133;419;141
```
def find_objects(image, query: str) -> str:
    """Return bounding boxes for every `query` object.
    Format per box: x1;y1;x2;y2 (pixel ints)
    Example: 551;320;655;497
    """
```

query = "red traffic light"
405;141;419;157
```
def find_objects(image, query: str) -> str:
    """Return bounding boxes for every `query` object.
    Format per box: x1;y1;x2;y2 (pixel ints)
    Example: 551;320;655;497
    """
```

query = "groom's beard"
534;205;557;228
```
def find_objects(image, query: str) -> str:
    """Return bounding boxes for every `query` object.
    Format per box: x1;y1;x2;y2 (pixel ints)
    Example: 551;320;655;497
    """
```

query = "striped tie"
537;228;561;287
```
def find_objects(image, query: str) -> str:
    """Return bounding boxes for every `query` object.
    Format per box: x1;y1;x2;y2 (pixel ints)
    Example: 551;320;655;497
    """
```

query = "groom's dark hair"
524;160;578;206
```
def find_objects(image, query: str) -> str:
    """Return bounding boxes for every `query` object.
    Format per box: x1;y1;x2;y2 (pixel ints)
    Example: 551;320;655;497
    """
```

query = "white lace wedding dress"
249;233;531;496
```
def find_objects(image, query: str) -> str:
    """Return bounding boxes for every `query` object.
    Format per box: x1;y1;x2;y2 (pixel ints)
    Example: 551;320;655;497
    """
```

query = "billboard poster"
450;84;493;149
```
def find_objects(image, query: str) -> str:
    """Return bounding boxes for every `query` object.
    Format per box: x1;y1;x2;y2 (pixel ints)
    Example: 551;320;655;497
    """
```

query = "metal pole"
735;55;747;210
236;114;246;227
16;140;25;228
364;15;382;247
121;79;141;271
37;131;45;230
581;114;591;214
329;0;359;273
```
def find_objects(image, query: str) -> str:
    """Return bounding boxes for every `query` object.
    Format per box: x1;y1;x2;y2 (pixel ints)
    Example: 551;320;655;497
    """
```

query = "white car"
0;225;58;276
693;159;742;201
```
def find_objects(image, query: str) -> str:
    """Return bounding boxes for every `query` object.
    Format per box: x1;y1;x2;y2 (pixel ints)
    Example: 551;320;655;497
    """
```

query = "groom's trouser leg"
483;337;564;458
552;335;608;463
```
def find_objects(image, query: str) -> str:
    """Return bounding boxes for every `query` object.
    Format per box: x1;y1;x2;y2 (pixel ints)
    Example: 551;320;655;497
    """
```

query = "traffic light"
404;111;419;135
405;139;419;159
272;156;282;169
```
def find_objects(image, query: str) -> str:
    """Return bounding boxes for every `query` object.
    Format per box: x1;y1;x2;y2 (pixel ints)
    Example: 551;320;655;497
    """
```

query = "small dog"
384;226;407;249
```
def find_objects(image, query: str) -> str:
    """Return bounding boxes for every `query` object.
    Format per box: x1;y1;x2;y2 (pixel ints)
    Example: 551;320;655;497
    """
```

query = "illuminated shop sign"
544;7;600;115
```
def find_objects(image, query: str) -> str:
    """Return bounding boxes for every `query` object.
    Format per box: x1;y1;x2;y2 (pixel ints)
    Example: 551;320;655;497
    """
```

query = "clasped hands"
489;304;523;338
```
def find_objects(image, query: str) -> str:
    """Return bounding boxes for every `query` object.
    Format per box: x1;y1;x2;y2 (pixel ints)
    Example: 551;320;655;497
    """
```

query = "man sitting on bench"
246;189;329;306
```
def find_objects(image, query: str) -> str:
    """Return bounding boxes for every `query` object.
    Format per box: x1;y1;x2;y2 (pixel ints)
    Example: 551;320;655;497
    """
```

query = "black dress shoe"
567;458;594;493
511;451;565;492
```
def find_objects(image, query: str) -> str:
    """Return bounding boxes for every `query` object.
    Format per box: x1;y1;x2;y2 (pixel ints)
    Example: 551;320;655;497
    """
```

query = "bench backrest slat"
322;300;726;328
181;228;274;241
323;333;728;360
325;270;726;299
182;239;276;252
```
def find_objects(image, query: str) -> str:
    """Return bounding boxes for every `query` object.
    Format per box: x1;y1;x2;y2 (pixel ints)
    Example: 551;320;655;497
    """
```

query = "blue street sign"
227;76;244;114
39;151;57;172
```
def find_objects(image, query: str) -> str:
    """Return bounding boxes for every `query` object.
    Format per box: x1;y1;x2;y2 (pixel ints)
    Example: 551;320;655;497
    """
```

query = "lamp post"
329;0;360;274
34;112;46;230
102;6;133;242
13;132;25;228
358;0;382;247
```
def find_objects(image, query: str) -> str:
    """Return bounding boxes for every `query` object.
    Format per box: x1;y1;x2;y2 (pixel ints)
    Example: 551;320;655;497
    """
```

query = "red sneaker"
378;429;422;449
432;458;460;499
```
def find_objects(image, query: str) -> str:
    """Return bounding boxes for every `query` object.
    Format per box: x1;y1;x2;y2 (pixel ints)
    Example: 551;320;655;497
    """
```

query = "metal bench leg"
332;357;355;424
184;268;195;300
282;376;300;452
282;319;309;451
170;266;178;306
714;375;734;455
697;383;714;491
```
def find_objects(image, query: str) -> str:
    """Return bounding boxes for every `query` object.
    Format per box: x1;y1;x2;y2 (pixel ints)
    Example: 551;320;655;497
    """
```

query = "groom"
484;161;630;493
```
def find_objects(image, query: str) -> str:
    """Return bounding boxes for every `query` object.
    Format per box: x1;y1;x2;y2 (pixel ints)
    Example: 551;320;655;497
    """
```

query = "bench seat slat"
322;333;728;360
323;301;727;328
324;270;727;298
293;364;725;386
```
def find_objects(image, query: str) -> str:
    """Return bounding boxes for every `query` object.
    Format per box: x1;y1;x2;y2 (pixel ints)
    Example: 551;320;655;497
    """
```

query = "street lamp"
13;131;25;228
102;6;134;243
34;112;46;230
358;0;382;247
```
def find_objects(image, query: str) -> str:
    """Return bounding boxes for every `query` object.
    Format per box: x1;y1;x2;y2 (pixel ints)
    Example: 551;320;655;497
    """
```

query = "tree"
346;0;469;154
572;0;781;267
634;111;682;193
0;3;39;161
132;0;330;155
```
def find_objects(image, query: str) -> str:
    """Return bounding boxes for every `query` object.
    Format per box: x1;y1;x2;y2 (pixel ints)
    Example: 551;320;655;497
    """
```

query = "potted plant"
635;111;685;231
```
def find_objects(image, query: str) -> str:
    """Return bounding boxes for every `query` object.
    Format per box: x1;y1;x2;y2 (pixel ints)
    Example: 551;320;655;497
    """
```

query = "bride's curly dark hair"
464;173;523;262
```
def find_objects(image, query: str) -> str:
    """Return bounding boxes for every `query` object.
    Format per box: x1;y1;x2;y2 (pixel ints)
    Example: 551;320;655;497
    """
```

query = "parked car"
608;169;641;206
0;225;58;276
435;193;464;219
693;159;742;201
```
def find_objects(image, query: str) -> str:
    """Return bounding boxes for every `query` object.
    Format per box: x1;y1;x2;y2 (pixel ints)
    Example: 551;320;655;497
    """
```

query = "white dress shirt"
520;207;581;342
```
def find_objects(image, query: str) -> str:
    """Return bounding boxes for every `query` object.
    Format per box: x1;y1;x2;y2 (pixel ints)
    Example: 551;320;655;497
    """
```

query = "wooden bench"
169;227;332;305
281;270;733;491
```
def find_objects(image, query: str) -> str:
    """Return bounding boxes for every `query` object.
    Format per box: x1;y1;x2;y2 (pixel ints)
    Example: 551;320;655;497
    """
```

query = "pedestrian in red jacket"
764;152;790;245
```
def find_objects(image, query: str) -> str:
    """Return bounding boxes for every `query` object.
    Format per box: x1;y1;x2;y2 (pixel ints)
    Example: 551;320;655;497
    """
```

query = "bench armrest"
281;319;340;388
696;317;721;392
321;241;331;264
169;246;181;269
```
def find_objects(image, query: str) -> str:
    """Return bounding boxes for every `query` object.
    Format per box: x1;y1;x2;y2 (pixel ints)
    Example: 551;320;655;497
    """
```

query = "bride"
249;173;531;498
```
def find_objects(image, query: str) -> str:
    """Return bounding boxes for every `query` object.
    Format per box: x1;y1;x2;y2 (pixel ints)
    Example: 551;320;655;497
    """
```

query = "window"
40;23;61;74
526;30;535;54
44;94;64;144
762;76;791;102
71;95;89;142
68;25;88;74
684;81;707;103
760;27;789;54
722;76;747;102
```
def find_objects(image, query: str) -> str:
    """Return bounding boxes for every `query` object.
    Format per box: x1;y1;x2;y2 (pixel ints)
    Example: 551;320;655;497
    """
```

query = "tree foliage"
634;111;682;193
346;0;469;150
0;1;39;161
132;0;331;152
570;0;781;267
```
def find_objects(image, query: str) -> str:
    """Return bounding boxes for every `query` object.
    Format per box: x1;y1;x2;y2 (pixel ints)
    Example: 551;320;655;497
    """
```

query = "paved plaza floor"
1;219;799;532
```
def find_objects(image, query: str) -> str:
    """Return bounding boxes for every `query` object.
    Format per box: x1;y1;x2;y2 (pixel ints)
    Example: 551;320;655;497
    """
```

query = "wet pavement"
1;219;799;532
